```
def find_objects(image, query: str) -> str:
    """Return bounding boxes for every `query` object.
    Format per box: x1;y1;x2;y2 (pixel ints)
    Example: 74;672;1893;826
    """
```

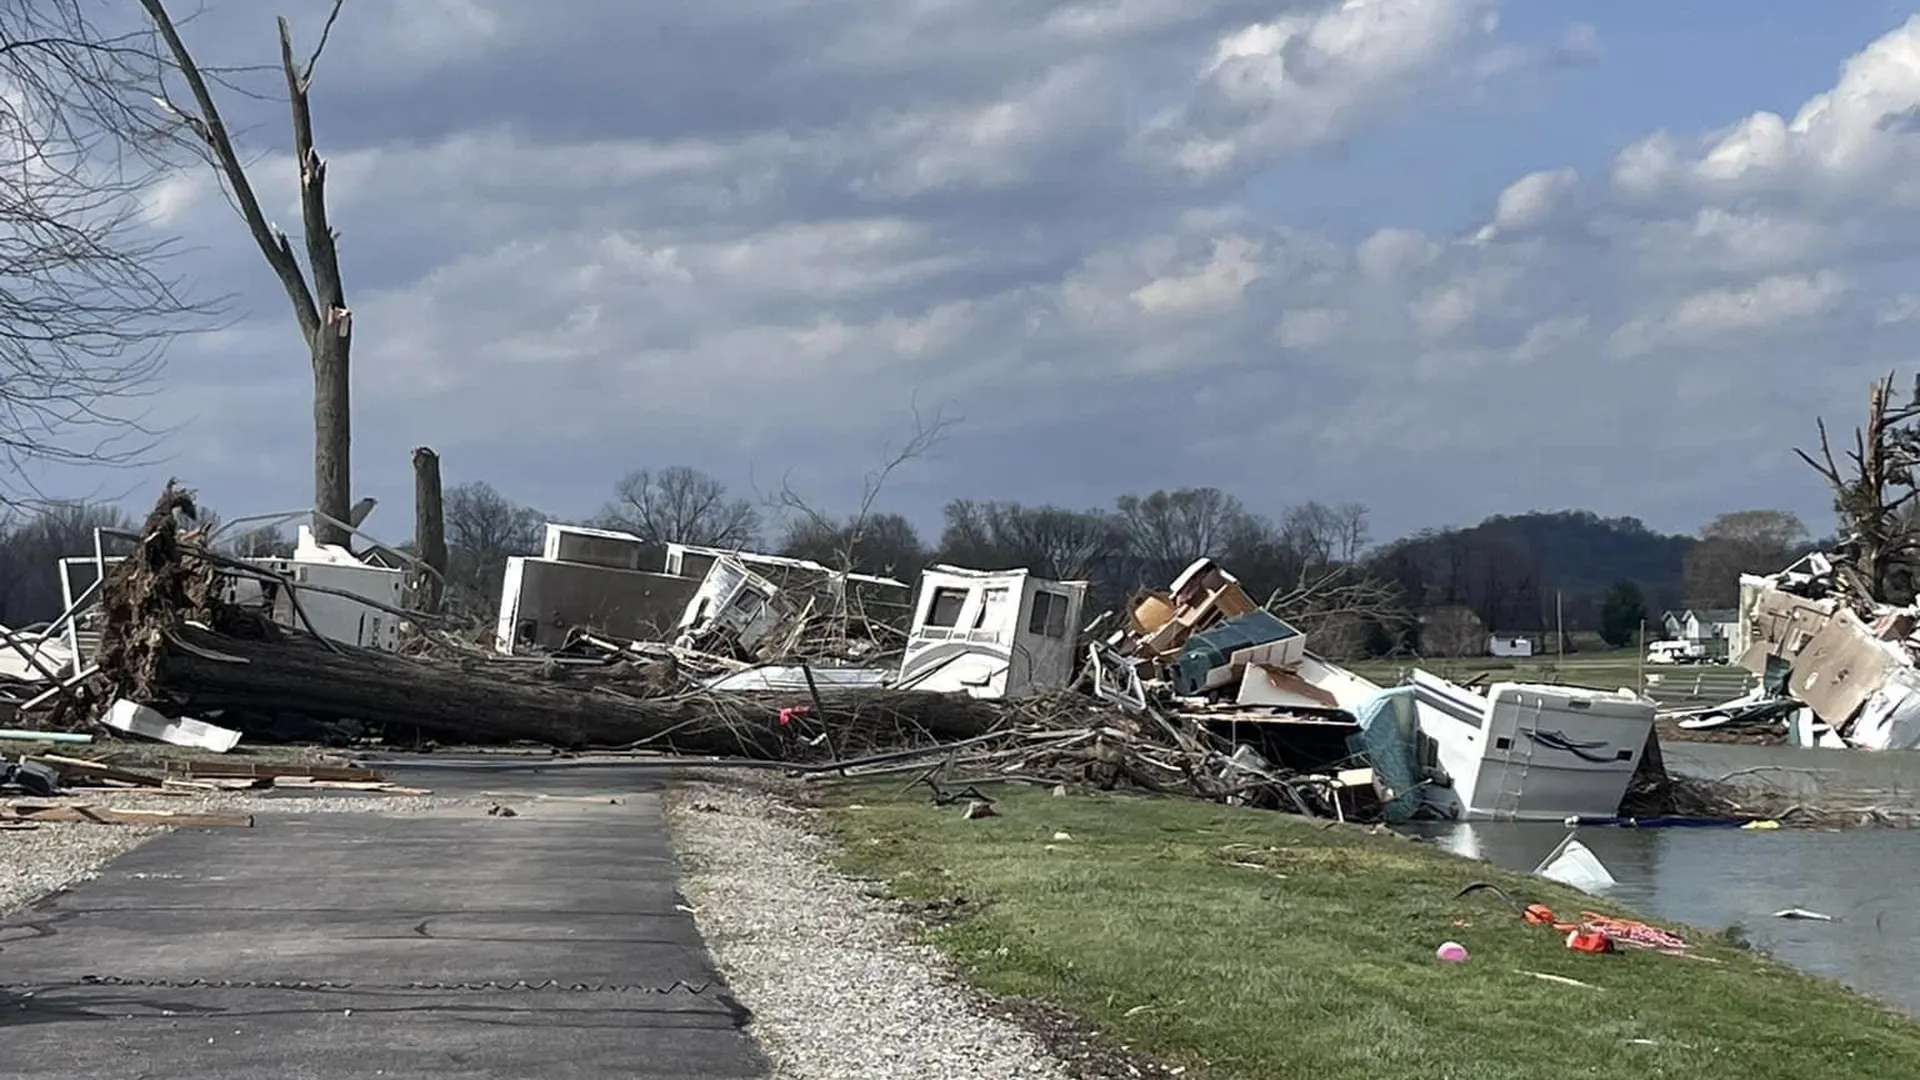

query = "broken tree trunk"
141;1;356;547
411;446;448;614
1797;372;1920;604
281;13;355;551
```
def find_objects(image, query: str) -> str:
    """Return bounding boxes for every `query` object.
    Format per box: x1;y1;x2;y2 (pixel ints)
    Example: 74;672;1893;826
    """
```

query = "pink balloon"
1435;941;1470;963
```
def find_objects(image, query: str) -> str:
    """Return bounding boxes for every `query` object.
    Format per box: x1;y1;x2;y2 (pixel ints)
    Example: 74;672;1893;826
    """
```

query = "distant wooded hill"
1367;509;1823;635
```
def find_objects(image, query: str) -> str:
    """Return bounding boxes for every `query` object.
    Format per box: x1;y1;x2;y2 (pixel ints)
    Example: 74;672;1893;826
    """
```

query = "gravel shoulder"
0;821;162;915
665;777;1093;1080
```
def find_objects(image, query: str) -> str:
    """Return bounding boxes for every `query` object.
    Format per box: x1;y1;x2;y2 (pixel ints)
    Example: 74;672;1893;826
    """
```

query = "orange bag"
1566;927;1616;954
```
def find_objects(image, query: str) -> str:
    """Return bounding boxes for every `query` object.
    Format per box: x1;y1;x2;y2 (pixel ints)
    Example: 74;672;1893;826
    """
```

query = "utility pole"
1637;619;1647;696
1555;590;1565;665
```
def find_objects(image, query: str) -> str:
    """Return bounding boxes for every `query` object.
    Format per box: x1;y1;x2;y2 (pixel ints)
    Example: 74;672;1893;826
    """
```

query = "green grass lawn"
1346;647;1649;692
824;783;1920;1080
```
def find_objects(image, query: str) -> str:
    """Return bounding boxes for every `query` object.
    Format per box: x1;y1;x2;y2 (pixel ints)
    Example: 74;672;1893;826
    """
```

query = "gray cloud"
47;2;1920;546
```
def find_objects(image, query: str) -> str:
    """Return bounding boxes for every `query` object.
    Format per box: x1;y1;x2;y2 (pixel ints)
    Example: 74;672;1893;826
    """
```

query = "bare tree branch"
1798;372;1920;603
139;0;318;337
1264;559;1406;658
0;1;226;504
772;400;959;574
300;0;345;84
751;403;958;659
600;466;760;548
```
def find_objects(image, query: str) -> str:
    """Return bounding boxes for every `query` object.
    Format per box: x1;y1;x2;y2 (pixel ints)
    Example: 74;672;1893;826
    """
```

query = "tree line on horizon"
0;467;1824;660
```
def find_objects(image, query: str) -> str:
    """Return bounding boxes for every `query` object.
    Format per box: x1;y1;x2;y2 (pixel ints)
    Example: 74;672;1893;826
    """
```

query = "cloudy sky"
49;0;1920;545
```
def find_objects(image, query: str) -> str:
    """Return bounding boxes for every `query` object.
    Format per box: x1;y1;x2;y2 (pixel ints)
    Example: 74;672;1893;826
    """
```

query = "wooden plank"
29;754;164;788
161;777;267;793
309;780;428;793
274;777;433;795
480;790;626;805
160;778;222;792
164;760;385;783
0;804;254;827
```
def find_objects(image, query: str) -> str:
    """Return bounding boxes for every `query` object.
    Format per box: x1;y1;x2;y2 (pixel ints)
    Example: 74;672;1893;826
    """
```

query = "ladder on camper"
1488;709;1535;821
1490;753;1531;821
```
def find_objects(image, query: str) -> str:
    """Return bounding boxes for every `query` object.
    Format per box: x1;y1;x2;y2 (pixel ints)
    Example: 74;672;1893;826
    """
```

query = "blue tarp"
1349;686;1424;823
1170;610;1302;696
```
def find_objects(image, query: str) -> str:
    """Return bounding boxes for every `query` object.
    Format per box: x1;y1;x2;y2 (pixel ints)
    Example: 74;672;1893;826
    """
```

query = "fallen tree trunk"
0;803;254;828
126;625;1000;753
87;482;1008;754
150;625;771;752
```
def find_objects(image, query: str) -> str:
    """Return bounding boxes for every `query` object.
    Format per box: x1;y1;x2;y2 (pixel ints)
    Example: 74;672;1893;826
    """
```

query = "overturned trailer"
898;565;1088;699
494;527;911;662
495;524;699;653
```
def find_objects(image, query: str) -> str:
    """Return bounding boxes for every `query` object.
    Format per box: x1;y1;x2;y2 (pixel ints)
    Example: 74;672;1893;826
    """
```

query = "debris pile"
1667;549;1920;751
0;753;430;832
497;525;912;670
1618;766;1920;829
0;482;1744;829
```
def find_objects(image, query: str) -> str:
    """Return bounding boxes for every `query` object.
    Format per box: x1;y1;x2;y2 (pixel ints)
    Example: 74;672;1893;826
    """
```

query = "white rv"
676;554;787;654
898;566;1088;700
216;526;407;652
1404;670;1655;821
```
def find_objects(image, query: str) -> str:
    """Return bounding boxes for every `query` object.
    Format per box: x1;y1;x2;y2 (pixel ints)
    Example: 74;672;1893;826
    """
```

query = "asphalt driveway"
0;763;767;1079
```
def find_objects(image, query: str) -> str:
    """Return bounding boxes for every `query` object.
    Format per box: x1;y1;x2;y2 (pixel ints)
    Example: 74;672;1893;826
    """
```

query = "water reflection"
1404;741;1920;1014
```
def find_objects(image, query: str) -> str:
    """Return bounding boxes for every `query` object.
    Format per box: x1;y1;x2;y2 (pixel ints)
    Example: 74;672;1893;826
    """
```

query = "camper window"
1028;591;1070;638
925;586;969;628
975;586;1011;629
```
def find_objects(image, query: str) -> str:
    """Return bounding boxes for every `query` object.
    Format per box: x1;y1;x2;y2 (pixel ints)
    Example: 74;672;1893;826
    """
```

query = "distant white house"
1487;634;1534;658
1661;608;1739;643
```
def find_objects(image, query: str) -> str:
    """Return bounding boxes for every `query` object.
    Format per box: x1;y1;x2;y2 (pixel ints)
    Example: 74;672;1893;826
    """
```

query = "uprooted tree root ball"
93;482;229;707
